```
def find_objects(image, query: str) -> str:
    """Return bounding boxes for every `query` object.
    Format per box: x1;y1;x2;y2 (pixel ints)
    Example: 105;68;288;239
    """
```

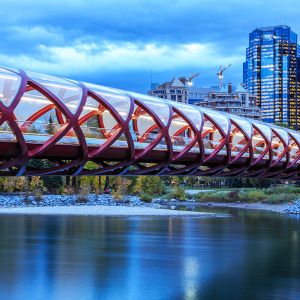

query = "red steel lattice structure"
0;66;300;178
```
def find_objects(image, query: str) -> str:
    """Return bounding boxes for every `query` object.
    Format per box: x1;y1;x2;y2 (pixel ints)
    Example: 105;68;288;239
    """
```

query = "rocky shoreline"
0;194;162;209
0;193;299;215
0;194;216;217
0;194;221;217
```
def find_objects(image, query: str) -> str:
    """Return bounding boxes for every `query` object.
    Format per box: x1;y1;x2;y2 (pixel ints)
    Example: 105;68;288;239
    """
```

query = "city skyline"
0;1;299;92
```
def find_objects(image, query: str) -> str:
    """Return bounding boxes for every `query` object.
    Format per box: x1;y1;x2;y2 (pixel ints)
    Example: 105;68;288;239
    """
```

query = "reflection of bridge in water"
0;66;299;178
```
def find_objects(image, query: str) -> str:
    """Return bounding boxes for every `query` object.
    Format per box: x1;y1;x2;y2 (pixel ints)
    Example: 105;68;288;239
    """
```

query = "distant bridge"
0;66;299;178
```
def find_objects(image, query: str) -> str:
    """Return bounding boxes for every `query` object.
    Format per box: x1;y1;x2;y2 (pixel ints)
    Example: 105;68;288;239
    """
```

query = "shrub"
24;194;31;205
173;187;186;201
34;190;43;202
63;187;76;195
140;193;152;202
29;176;46;201
15;177;27;192
76;194;88;204
289;187;300;194
195;192;206;201
194;188;300;204
165;187;186;201
111;177;132;200
228;191;240;201
196;191;234;202
76;184;90;203
76;195;88;203
265;186;300;195
42;176;63;193
263;193;299;204
185;193;194;200
3;178;16;193
29;177;43;191
134;176;166;196
241;190;267;202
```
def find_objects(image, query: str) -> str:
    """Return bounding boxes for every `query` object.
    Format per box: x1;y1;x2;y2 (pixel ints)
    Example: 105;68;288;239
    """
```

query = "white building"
148;77;189;103
189;83;261;119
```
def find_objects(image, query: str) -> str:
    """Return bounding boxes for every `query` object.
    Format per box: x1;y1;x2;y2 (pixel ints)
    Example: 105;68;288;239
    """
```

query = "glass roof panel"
228;114;253;137
126;92;171;126
0;67;22;107
27;71;82;114
198;107;230;134
168;101;202;130
86;83;131;121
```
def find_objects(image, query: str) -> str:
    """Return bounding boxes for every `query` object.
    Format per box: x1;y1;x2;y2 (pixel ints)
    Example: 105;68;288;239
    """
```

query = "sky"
0;0;299;92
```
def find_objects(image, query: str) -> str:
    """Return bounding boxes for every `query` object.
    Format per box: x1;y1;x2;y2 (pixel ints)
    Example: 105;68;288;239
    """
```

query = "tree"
134;176;166;196
29;176;46;201
45;115;56;135
3;178;16;193
27;159;63;192
15;177;27;192
76;176;91;203
111;177;132;200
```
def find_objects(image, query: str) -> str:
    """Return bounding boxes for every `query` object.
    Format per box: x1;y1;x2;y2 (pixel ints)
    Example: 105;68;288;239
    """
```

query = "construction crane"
217;64;231;89
179;73;200;87
187;73;199;87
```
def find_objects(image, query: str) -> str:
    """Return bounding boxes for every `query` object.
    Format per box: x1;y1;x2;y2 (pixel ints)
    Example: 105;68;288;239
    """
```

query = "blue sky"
0;0;299;92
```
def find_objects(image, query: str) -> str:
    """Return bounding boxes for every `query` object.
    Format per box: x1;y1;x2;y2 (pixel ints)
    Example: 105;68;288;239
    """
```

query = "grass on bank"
194;186;300;204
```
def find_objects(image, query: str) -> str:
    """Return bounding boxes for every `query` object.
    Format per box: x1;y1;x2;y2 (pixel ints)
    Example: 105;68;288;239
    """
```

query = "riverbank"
183;188;300;214
196;202;290;213
0;205;215;216
0;193;299;216
0;194;219;217
170;200;300;215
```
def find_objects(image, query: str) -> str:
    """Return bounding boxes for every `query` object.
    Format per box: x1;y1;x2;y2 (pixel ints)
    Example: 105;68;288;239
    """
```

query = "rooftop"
189;84;250;95
255;25;290;32
154;77;187;89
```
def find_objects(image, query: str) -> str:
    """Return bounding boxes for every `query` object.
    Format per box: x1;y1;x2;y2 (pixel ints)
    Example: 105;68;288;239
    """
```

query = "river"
0;208;299;299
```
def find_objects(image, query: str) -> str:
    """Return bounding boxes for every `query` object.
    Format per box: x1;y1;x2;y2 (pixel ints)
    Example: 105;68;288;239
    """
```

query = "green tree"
134;176;166;196
45;115;56;135
3;178;16;193
29;176;46;201
27;159;63;192
111;177;132;200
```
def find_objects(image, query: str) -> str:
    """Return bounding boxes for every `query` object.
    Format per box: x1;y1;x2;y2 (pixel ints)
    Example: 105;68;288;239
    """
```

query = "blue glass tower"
243;25;300;129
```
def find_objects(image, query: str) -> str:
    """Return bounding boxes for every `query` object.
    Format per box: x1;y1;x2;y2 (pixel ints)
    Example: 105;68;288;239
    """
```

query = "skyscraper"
243;25;300;128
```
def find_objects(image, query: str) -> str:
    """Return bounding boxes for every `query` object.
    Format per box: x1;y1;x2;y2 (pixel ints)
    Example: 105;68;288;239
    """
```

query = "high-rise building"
243;25;300;128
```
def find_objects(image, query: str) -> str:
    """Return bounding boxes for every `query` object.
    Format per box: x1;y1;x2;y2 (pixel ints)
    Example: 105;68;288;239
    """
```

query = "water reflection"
0;211;299;299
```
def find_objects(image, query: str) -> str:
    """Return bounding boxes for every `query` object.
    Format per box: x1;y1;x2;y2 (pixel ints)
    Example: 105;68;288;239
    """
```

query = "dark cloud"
0;0;299;91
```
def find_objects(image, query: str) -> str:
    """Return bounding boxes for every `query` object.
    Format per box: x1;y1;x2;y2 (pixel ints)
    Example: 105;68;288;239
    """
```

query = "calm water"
0;208;299;300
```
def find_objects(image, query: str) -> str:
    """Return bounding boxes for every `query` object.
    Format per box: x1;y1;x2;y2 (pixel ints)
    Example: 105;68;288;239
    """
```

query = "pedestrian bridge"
0;66;299;178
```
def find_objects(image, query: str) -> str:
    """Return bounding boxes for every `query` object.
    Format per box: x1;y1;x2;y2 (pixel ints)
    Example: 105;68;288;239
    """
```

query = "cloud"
0;40;242;78
0;0;299;90
11;26;64;44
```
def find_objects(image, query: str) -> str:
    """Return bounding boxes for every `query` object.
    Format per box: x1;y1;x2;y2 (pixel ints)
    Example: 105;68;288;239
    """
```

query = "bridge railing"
0;119;286;160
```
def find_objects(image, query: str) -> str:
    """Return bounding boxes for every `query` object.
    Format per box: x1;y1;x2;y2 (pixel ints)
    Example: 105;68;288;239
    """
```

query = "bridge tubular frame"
0;66;299;178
